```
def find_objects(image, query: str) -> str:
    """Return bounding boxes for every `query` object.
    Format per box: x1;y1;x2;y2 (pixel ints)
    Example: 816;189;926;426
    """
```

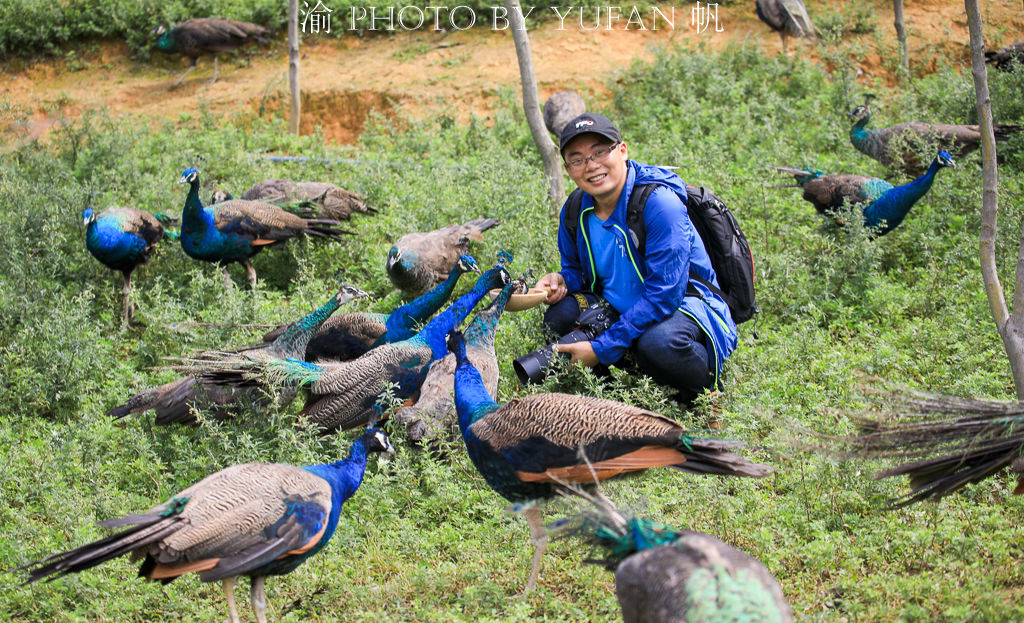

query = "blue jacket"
556;160;738;384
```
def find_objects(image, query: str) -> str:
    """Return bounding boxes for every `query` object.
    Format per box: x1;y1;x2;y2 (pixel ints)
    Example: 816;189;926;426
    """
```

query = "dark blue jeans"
543;294;715;404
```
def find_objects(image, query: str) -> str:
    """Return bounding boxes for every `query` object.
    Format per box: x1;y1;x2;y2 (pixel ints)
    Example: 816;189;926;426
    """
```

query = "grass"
2;38;1024;621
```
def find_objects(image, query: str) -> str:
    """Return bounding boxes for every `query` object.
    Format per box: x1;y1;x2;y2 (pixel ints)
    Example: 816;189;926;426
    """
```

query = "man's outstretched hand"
537;272;567;304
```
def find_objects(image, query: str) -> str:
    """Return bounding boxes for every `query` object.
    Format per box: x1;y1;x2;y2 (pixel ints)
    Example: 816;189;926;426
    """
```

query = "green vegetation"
3;42;1024;621
0;0;652;59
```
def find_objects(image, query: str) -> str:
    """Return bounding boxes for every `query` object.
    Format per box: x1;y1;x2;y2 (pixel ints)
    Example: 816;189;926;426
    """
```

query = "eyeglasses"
565;143;620;171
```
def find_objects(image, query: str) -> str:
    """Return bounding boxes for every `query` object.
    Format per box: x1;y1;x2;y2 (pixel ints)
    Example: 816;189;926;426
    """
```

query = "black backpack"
564;183;758;324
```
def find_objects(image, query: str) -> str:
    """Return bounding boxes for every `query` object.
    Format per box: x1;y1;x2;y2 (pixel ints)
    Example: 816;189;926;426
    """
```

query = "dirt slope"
2;0;1022;146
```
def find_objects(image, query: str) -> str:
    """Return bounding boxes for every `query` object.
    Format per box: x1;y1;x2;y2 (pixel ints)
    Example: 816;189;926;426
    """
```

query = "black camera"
513;303;618;385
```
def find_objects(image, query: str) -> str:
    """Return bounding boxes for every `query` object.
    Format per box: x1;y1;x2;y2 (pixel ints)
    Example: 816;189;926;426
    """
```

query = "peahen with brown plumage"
16;427;393;623
755;0;815;55
775;150;956;236
152;18;273;87
448;330;771;592
393;279;519;443
178;168;351;288
258;254;480;362
206;264;511;433
848;99;1023;176
545;492;794;622
83;206;177;326
386;218;501;295
240;178;377;221
834;387;1024;509
108;284;368;425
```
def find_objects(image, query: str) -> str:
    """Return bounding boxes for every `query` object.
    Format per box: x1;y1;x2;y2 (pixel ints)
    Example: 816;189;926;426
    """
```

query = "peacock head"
385;246;403;271
360;427;396;455
151;24;172;50
334;284;370;306
210;189;233;204
153;213;179;226
178;168;200;186
81;208;95;227
847;105;871;125
477;265;511;291
446;329;467;359
456;254;481;275
936;150;956;168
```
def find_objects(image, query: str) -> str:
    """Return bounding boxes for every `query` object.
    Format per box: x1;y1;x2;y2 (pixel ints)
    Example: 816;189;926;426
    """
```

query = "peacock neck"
182;179;206;226
453;356;499;432
385;267;466;341
300;440;368;559
862;159;942;234
306;439;368;503
849;116;871;147
464;284;514;348
269;295;344;359
419;274;496;359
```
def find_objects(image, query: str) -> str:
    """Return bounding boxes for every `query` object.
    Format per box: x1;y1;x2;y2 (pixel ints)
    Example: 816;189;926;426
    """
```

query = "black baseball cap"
559;113;621;157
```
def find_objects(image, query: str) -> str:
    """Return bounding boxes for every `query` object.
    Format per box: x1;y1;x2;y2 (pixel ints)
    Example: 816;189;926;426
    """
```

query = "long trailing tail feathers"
17;514;177;584
675;436;773;478
831;383;1024;507
107;387;162;419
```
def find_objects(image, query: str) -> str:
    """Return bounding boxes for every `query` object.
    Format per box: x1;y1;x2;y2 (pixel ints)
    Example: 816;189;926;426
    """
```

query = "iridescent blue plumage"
247;264;511;432
177;168;349;287
17;427;393;623
862;151;955;234
83;206;175;324
775;150;955;235
449;330;771;591
255;255;481;362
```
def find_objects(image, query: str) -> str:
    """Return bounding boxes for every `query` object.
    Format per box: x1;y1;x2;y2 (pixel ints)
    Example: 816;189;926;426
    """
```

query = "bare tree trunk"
966;0;1024;400
893;0;908;75
289;0;301;136
504;0;565;216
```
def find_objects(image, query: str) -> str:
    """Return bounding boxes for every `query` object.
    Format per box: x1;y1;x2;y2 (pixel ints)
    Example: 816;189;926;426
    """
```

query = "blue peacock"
258;254;481;361
17;427;393;623
448;330;771;591
204;263;511;433
775;150;956;236
177;168;350;288
108;284;368;425
83;206;177;325
546;493;794;622
394;278;520;443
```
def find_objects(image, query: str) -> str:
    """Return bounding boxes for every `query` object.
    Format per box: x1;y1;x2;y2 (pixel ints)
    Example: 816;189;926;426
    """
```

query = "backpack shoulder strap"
626;183;657;257
564;188;585;242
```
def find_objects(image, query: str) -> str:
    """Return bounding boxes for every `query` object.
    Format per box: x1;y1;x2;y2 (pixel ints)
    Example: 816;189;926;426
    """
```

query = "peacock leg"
221;265;235;287
122;271;133;326
211;56;219;83
781;32;789;56
222;577;241;623
523;505;547;592
243;260;258;289
250;576;268;623
173;58;197;87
